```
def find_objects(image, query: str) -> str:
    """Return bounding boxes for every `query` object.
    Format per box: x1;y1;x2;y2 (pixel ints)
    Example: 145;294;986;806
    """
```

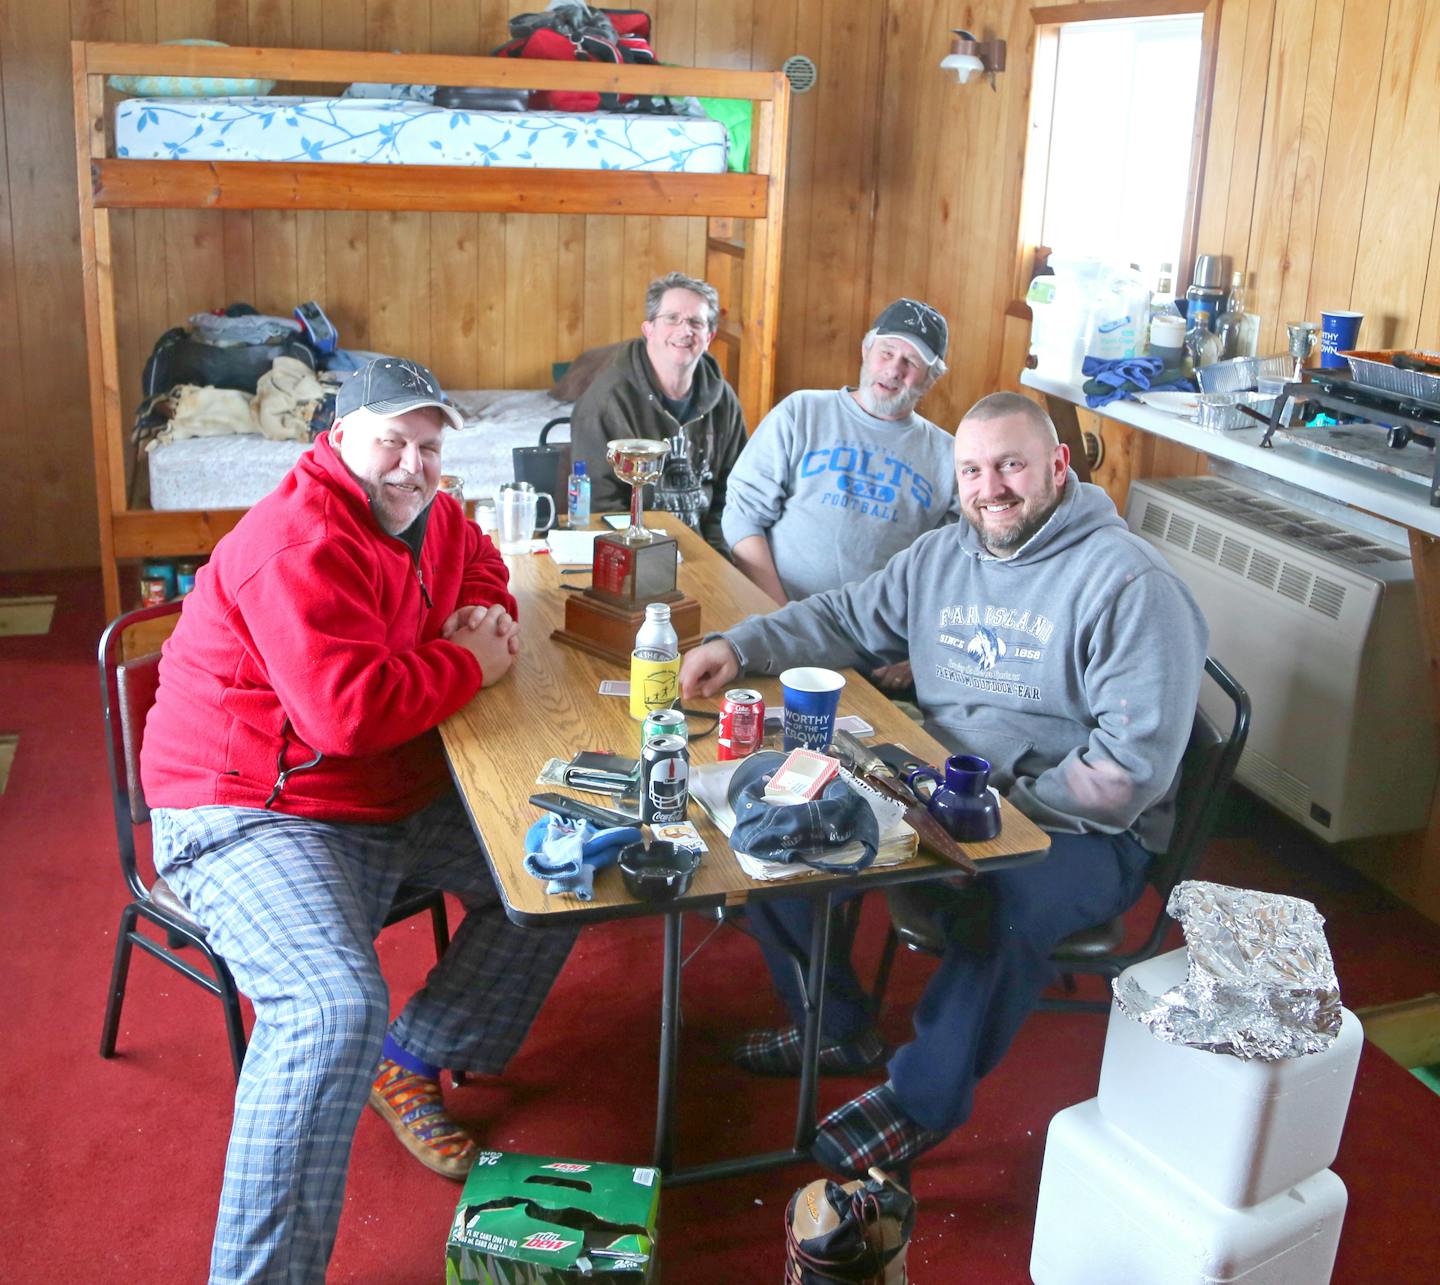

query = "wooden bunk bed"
72;42;791;618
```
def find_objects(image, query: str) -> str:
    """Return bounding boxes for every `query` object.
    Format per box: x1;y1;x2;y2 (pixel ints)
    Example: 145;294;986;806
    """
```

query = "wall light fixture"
940;29;1007;90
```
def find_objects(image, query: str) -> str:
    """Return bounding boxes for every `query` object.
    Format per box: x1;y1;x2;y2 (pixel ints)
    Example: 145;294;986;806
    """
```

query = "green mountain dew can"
642;708;687;752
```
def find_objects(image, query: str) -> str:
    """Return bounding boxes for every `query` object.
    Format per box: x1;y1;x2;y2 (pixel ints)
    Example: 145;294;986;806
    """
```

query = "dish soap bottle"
630;603;680;721
566;459;591;529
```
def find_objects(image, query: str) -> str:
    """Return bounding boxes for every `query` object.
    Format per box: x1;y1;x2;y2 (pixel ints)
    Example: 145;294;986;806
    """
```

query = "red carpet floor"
3;568;1439;1282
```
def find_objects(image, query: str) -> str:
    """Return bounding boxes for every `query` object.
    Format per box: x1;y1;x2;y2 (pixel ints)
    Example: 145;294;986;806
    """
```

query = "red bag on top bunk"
495;4;657;112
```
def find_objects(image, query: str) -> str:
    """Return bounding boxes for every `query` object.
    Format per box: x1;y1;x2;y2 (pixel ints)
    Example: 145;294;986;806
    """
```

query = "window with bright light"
1036;14;1204;282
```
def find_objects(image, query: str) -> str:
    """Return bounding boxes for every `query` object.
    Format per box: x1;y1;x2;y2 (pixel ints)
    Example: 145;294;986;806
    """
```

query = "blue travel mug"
779;667;846;751
1319;310;1363;369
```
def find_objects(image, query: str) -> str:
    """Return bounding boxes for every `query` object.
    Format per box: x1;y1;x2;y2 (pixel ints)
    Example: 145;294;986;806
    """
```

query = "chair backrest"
1145;654;1252;903
99;600;184;899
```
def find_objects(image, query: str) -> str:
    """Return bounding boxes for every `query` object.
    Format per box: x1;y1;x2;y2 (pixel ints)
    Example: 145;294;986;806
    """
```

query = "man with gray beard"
721;299;958;690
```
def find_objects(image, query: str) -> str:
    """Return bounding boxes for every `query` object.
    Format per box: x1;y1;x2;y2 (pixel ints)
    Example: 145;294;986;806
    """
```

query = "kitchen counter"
1019;369;1439;537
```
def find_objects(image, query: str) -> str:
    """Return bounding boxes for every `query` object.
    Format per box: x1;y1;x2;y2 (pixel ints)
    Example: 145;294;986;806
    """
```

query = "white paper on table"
546;529;602;565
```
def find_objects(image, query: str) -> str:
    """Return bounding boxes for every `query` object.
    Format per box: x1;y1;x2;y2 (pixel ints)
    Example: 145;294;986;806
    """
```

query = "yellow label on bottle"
630;651;680;720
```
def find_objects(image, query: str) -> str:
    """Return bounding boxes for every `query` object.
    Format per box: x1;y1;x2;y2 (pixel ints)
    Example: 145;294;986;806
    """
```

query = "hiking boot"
784;1166;916;1284
368;1057;479;1180
733;1026;887;1077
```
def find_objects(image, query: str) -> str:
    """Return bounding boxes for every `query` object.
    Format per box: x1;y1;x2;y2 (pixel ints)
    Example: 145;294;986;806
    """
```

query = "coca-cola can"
718;689;765;760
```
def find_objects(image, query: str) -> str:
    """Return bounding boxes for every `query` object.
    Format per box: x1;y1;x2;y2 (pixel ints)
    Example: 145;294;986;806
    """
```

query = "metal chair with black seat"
98;599;453;1082
877;656;1250;1014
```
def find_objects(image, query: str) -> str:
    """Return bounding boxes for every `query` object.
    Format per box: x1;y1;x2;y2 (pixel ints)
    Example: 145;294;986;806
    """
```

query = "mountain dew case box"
446;1150;659;1284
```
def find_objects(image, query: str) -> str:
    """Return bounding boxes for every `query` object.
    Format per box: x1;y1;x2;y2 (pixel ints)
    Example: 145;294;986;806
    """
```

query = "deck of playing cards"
763;748;841;804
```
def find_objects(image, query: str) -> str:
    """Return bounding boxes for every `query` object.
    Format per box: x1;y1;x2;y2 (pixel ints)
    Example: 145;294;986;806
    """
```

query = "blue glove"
523;815;643;900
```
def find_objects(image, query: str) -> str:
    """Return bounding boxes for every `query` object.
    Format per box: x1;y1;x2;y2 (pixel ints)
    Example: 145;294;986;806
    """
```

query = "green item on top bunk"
107;39;278;98
697;96;752;173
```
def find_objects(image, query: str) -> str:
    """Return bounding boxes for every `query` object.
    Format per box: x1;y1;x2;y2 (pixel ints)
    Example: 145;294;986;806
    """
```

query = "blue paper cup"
1319;310;1363;369
779;667;846;751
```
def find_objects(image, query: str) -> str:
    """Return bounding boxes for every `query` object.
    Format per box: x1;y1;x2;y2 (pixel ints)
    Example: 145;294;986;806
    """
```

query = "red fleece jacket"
140;433;517;823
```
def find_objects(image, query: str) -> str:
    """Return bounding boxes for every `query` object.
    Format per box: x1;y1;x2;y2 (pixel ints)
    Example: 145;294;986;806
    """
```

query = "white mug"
496;483;555;554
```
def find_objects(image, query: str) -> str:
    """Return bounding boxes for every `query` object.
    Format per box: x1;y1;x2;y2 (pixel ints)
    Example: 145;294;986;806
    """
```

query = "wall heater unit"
1125;476;1436;842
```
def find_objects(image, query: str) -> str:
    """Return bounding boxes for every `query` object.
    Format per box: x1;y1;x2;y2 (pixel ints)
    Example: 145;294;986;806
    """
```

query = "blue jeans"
746;830;1151;1132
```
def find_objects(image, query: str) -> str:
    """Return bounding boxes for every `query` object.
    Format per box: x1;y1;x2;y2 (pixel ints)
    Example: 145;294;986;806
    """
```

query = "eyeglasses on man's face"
653;311;712;332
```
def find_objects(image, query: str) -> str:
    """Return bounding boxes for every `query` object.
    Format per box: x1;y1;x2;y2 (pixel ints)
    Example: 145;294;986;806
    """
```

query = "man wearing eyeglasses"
571;270;746;552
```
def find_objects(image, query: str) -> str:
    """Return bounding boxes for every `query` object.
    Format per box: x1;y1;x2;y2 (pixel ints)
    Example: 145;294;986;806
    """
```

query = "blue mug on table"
906;754;1003;842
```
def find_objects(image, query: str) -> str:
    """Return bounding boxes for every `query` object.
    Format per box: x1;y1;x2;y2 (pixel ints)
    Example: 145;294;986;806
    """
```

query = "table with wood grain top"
439;513;1050;924
438;513;1051;1180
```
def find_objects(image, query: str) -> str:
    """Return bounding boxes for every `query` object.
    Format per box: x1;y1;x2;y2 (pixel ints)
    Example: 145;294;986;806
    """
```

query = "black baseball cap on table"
336;357;464;431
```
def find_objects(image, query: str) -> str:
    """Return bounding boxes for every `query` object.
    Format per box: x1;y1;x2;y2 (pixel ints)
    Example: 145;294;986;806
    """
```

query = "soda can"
718;688;765;761
642;707;688;752
641;734;690;825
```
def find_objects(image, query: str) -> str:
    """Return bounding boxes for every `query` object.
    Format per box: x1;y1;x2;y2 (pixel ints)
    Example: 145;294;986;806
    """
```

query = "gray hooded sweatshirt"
723;475;1209;852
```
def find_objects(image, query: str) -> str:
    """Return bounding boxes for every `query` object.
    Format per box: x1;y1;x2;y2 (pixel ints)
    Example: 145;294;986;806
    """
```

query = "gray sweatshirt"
720;389;960;600
723;476;1209;851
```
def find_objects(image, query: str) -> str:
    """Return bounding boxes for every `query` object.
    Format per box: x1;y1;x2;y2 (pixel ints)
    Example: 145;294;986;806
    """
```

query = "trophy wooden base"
552;590;703;664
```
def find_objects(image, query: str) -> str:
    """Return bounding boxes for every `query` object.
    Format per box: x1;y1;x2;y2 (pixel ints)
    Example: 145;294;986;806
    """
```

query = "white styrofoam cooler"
1097;949;1362;1207
1030;1099;1347;1285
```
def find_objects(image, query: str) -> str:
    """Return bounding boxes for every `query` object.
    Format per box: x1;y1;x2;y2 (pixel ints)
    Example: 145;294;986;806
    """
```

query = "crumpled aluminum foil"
1113;880;1342;1060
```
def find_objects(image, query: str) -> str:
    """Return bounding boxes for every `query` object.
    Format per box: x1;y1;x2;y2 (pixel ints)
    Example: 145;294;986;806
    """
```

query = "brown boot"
784;1166;915;1284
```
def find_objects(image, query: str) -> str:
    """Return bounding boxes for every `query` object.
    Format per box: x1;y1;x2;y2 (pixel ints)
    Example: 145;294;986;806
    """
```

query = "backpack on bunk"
494;4;660;112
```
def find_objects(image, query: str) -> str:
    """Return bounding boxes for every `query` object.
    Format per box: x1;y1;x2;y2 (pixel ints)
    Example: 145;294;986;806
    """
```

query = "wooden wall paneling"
1303;0;1388;323
696;0;753;70
556;213;587;367
5;2;99;569
431;211;481;389
248;0;293;47
251;212;298;313
801;0;881;396
221;211;256;304
1193;0;1252;255
367;211;432;368
1270;0;1342;350
872;1;943;336
654;0;698;64
1243;0;1319;358
1350;0;1440;350
429;0;485;388
580;215;623;352
472;213;508;385
1216;0;1275;274
503;212;559;387
771;0;819;398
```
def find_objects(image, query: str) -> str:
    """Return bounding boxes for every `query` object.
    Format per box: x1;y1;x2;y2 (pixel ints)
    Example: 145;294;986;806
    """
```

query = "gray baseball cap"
336;357;464;431
872;298;949;368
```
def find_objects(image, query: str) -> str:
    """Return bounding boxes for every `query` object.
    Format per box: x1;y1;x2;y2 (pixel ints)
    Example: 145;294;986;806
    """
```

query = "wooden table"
440;513;1051;1180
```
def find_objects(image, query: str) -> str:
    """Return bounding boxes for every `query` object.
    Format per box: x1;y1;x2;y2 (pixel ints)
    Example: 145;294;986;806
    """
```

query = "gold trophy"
552;438;702;662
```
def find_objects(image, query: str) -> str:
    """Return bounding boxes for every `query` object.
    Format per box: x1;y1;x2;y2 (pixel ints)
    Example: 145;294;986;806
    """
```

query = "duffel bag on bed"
495;3;657;112
142;320;316;399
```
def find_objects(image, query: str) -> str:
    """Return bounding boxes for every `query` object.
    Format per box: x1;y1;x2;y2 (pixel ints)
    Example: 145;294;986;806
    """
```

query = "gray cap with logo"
336;357;464;431
871;298;949;369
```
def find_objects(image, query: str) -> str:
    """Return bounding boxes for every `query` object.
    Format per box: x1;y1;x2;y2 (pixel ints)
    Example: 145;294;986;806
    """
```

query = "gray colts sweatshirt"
720;389;960;600
723;476;1209;852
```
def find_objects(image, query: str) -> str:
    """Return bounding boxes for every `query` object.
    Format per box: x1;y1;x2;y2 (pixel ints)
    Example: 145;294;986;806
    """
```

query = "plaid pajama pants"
152;791;577;1285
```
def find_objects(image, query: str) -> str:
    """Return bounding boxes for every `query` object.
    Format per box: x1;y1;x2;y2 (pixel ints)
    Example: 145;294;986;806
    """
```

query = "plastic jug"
1027;256;1108;382
1084;266;1151;363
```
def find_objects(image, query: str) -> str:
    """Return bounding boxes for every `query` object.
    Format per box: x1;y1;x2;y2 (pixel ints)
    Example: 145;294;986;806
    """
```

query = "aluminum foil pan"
1113;880;1342;1060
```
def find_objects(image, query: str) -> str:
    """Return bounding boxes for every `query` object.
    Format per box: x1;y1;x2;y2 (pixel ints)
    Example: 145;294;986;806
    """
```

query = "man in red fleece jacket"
141;357;575;1285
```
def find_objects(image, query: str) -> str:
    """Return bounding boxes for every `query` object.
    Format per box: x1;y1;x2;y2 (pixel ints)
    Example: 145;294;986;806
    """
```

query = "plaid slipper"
811;1082;948;1179
368;1058;479;1180
732;1025;888;1077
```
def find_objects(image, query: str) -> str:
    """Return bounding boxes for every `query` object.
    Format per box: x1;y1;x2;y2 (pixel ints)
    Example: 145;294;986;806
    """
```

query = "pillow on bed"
107;39;277;98
552;343;623;403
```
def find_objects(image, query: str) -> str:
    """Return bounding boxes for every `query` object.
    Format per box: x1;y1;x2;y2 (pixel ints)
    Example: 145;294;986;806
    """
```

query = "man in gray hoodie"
680;392;1208;1177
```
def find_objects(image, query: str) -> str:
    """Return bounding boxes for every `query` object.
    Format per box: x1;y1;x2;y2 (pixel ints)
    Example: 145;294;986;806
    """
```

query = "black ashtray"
618;840;700;903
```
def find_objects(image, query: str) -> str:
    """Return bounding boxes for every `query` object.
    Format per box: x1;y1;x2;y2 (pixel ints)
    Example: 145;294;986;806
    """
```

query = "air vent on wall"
782;55;817;93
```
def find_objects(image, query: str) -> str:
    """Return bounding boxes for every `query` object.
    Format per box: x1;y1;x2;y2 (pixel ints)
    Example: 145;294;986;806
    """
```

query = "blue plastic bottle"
567;459;591;528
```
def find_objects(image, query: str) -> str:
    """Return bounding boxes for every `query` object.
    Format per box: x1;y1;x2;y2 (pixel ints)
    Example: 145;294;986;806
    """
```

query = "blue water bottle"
567;460;591;528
